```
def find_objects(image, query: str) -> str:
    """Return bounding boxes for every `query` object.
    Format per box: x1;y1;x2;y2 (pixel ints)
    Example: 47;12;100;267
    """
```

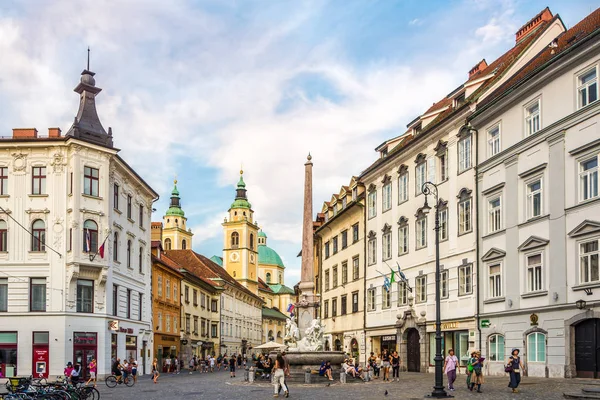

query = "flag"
396;262;406;281
98;242;105;259
376;270;391;292
85;229;91;253
388;265;396;284
287;303;295;314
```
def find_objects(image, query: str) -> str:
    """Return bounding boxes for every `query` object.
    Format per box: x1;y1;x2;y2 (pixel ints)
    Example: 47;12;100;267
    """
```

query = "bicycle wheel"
125;376;135;387
79;386;99;400
105;375;117;388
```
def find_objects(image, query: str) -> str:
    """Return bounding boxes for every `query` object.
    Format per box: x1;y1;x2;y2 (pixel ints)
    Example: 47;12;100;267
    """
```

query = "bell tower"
222;170;259;295
162;180;193;250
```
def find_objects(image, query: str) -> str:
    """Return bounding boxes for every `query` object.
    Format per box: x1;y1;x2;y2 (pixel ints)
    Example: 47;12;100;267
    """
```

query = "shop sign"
480;320;491;328
119;327;134;334
433;321;459;330
108;321;119;331
381;335;396;342
73;332;98;345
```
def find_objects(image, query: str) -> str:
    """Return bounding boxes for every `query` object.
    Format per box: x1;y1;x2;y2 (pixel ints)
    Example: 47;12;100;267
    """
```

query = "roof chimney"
48;128;62;138
12;128;38;139
515;7;553;44
468;59;488;79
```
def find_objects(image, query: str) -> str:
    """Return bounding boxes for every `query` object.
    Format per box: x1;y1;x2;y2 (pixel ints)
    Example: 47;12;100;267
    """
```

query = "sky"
0;0;596;285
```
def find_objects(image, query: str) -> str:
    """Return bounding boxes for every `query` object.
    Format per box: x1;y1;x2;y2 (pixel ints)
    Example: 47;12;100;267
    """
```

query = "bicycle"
105;373;134;388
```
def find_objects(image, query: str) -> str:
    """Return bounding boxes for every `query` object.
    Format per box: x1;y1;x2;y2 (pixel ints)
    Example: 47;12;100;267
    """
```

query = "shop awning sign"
480;320;491;328
108;321;119;331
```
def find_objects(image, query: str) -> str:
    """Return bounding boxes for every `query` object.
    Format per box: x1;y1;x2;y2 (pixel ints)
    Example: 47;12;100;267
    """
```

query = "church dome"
258;232;284;268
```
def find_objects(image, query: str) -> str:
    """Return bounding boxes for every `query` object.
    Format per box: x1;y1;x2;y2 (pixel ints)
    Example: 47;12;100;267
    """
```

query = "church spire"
230;169;252;210
166;180;185;217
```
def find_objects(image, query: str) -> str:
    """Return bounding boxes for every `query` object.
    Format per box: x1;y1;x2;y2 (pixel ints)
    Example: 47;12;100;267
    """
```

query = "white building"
472;8;600;378
0;67;157;379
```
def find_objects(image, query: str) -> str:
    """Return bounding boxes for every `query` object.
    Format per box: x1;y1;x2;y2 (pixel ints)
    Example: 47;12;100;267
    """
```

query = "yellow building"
316;177;366;362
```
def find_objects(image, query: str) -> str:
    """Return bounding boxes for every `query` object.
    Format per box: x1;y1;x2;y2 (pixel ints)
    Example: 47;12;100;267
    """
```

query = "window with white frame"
397;281;407;306
527;179;543;219
352;256;360;280
416;161;426;195
579;156;598;202
382;181;392;212
527;332;546;362
458;135;472;172
439;207;448;242
352;187;357;201
440;270;448;299
525;100;540;136
438;151;448;182
416;275;427;303
382;286;391;309
416;213;427;249
489;334;505;361
489;263;502;298
367;288;376;311
488;196;502;233
458;197;472;235
459;263;472;295
368;236;377;265
324;269;330;291
579;239;599;284
368;190;377;219
398;222;409;255
578;67;598;109
382;231;392;261
398;172;408;203
487;124;501;157
526;253;543;292
332;265;338;288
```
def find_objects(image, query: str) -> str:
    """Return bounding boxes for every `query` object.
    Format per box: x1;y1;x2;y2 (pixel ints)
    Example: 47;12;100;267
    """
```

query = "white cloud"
408;18;423;26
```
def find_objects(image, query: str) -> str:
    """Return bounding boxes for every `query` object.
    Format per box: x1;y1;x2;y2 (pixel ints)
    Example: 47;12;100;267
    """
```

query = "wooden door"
406;329;420;372
575;319;600;378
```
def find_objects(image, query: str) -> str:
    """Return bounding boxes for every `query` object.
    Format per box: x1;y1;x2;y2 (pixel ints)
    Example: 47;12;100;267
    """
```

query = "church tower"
162;180;193;250
222;170;259;295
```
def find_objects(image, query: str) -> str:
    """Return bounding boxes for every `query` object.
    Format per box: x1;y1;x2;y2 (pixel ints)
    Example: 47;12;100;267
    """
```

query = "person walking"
230;354;237;378
273;354;289;398
131;358;138;383
278;351;292;396
189;357;195;374
391;351;400;382
71;362;82;384
443;349;459;391
368;352;380;379
507;348;526;393
152;358;160;384
85;358;97;387
468;351;484;393
381;350;390;382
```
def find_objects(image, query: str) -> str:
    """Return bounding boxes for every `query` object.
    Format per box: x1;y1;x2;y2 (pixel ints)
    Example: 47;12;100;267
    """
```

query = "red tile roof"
258;277;273;293
152;253;184;276
151;240;162;249
151;222;162;227
424;97;452;115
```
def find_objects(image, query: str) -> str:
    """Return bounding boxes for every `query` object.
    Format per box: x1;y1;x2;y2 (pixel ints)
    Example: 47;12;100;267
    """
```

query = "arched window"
164;238;172;250
182;239;187;250
32;219;45;252
250;233;254;250
268;330;274;341
266;272;271;283
113;232;119;261
139;246;143;273
334;339;342;351
83;220;98;253
527;332;546;362
277;331;282;339
127;240;132;268
0;219;7;252
231;232;239;248
488;334;505;361
279;273;282;284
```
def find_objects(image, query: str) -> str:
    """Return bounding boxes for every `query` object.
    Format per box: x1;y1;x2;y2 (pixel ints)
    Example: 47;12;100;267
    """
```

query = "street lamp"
422;181;451;398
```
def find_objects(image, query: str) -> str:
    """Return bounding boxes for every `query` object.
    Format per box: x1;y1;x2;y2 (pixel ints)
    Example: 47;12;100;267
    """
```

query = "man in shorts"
229;354;236;378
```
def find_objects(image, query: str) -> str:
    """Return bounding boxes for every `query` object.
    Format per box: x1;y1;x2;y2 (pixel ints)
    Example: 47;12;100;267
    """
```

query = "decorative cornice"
517;235;550;251
569;137;600;156
415;153;427;164
397;164;409;175
397;216;408;226
504;154;519;167
481;182;505;196
568;220;600;238
518;163;547;179
434;140;448;156
457;187;472;200
367;230;377;239
481;247;506;261
382;223;392;234
367;183;377;193
381;174;392;185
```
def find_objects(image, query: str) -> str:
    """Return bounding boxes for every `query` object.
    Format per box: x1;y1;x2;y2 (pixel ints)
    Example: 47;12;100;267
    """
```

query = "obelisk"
297;153;317;336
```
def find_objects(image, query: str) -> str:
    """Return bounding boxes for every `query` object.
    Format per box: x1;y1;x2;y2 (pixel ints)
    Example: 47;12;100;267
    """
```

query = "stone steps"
564;388;600;399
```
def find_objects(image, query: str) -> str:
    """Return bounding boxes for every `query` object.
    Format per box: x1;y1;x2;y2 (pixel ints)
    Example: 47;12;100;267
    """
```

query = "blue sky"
0;0;595;284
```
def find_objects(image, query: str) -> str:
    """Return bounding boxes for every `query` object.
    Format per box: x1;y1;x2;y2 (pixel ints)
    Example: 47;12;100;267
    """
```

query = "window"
112;285;118;316
32;166;46;195
342;197;347;208
349;291;358;313
527;332;546;362
113;232;119;261
76;279;94;313
368;191;377;219
127;195;132;219
352;223;359;243
191;289;197;306
578;67;598;109
580;156;598;202
126;240;132;268
341;230;348;249
332;265;338;288
201;293;206;308
489;263;502;298
139;247;143;273
579;240;599;284
416;162;426;195
397;281;407;306
333;203;338;216
266;272;271;283
0;167;7;195
439;208;448;242
184;286;189;303
211;323;218;338
341;295;347;315
488;196;502;233
416;215;427;249
487;124;501;156
157;275;162;297
341;261;348;285
525;101;540;136
173;284;177;303
324;270;329;291
211;299;217;312
438;151;448;182
489;335;505;362
31;219;45;252
368;237;376;265
458;135;472;172
126;289;131;319
382;182;392;212
367;288;376;311
459;263;472;295
382;231;392;260
83;220;98;253
323;300;329;318
231;232;239;248
398;223;408;255
249;233;254;250
352;256;360;280
398;172;408;203
331;298;337;317
526;179;543;219
352;187;358;201
166;279;171;299
139;204;144;228
332;236;338;254
440;270;448;299
83;166;99;197
30;278;46;312
526;253;543;292
416;275;427;303
0;220;7;252
185;314;191;333
165;314;171;332
157;312;162;331
458;197;472;235
113;184;119;210
164;238;171;250
382;287;391;309
0;278;7;312
324;242;330;259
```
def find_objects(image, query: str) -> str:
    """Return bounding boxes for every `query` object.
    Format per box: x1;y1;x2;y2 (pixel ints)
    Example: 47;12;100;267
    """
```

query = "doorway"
406;329;420;372
350;338;359;359
575;318;600;378
73;332;97;380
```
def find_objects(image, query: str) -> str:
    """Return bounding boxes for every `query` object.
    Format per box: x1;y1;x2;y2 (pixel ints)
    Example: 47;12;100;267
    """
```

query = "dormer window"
352;187;358;201
342;197;347;208
413;122;422;136
454;92;466;108
381;148;388;158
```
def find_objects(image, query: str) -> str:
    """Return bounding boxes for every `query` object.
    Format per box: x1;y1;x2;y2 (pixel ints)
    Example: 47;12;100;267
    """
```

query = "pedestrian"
210;355;215;372
130;358;138;383
368;352;379;379
152;358;160;384
217;354;222;371
189;357;195;374
381;349;391;382
443;349;459;391
230;354;237;378
237;354;242;369
174;356;180;374
468;350;484;393
391;351;400;382
112;358;123;384
71;362;82;384
507;348;526;393
64;362;74;383
85;358;97;387
273;353;289;398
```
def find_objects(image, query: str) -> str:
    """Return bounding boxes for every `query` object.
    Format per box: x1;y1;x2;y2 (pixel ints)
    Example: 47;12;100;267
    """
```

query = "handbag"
505;365;512;373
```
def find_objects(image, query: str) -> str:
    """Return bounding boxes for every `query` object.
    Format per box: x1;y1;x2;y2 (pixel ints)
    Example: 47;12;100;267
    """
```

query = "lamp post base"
425;389;453;398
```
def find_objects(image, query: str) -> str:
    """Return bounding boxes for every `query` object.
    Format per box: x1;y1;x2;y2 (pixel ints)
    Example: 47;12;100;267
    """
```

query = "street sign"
480;319;491;328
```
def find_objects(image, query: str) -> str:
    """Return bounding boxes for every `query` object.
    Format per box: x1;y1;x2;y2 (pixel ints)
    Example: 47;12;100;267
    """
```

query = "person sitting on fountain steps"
343;359;363;380
319;360;334;381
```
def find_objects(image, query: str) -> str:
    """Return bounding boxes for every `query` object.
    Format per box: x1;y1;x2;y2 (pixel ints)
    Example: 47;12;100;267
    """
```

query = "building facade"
472;9;600;378
0;67;157;379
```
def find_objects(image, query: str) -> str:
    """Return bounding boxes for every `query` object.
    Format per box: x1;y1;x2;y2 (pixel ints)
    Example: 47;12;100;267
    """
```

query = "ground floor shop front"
323;330;366;363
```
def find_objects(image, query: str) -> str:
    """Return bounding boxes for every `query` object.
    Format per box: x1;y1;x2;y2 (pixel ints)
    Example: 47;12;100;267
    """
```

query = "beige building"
316;177;366;362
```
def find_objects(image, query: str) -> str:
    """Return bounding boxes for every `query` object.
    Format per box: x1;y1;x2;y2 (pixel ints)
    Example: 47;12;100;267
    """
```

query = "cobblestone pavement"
94;369;597;400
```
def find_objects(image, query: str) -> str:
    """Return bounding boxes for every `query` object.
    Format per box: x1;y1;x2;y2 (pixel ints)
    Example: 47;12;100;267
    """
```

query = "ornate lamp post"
422;181;451;398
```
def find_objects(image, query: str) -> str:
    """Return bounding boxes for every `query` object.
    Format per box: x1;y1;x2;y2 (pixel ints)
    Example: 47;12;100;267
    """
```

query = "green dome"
231;199;252;209
258;231;267;238
166;180;185;217
258;244;285;268
230;171;252;209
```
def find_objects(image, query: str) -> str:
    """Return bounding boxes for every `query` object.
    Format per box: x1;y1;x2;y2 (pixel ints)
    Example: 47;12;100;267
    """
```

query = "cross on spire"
87;47;90;70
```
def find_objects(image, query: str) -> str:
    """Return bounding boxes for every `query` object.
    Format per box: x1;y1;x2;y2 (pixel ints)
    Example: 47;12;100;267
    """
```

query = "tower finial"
240;163;244;175
87;46;90;70
307;152;312;161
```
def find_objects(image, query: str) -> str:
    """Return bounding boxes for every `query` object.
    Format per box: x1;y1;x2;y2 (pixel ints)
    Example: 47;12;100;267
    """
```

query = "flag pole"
89;231;111;262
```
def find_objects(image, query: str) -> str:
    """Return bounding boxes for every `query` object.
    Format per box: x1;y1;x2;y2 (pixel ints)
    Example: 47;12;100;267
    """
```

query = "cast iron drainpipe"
471;124;482;351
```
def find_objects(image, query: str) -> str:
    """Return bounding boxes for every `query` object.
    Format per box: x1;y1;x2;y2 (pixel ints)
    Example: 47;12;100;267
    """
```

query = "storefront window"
126;335;137;360
111;334;117;361
381;335;397;353
0;332;17;377
429;331;469;366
